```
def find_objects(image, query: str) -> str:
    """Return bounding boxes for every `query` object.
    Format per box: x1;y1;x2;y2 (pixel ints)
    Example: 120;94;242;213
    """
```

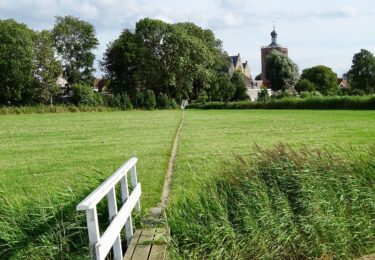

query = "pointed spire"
271;22;278;45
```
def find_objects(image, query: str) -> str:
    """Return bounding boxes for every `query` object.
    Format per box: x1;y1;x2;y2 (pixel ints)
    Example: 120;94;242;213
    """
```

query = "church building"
261;26;288;84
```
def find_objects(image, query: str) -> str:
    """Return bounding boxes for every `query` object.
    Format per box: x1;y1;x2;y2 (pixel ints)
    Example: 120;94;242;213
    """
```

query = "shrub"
170;98;178;109
143;90;156;110
157;93;170;109
71;83;97;106
257;88;270;102
135;92;144;108
120;92;132;110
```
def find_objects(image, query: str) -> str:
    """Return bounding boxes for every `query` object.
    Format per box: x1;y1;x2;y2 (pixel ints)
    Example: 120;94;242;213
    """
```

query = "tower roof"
269;24;280;47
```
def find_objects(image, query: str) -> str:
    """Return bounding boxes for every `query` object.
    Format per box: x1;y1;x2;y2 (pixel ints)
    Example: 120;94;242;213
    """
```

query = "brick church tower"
261;26;288;84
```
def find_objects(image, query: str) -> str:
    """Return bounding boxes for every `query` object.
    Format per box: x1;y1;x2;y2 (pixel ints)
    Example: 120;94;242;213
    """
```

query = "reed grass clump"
167;144;375;259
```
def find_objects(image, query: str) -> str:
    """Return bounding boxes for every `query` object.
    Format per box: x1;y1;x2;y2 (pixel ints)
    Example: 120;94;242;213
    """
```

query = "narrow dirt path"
158;111;184;209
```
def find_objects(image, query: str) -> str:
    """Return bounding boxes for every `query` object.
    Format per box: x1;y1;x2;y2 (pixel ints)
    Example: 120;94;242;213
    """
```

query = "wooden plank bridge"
76;157;169;260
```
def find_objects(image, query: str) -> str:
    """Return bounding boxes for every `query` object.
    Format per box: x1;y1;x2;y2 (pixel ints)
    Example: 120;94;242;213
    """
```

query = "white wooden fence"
77;157;141;260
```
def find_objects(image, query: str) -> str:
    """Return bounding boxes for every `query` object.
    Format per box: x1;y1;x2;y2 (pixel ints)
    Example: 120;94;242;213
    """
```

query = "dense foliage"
347;49;375;94
0;19;35;105
168;145;375;259
297;65;338;95
265;50;299;91
52;16;99;85
101;18;242;104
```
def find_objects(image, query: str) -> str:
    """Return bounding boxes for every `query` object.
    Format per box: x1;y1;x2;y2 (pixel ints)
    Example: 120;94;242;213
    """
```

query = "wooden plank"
77;157;138;210
95;184;141;258
149;244;167;260
131;244;152;259
123;230;142;260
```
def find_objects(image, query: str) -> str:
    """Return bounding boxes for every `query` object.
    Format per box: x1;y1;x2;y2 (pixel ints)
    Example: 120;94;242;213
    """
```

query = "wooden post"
120;175;133;246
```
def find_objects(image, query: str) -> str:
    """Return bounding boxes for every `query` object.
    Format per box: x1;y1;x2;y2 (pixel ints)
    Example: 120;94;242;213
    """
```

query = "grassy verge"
187;95;375;110
167;144;375;259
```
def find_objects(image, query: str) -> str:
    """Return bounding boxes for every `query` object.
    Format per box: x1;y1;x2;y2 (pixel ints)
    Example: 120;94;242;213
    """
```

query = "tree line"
264;49;375;98
0;16;249;108
1;16;374;108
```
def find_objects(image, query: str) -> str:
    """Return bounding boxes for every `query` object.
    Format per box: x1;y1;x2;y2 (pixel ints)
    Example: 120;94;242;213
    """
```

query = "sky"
1;0;374;78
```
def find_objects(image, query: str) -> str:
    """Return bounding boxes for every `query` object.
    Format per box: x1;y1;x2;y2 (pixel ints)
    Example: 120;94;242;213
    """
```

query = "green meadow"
170;109;375;200
0;110;181;210
0;109;374;258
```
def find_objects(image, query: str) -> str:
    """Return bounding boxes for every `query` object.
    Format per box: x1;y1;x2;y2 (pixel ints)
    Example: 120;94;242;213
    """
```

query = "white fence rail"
77;157;141;260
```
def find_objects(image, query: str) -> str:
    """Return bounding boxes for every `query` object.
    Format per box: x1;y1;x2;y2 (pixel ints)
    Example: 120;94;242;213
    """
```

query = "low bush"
167;144;375;259
187;95;375;110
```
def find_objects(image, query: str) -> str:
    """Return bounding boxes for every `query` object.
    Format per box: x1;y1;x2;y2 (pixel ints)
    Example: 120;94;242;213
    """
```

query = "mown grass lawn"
170;109;375;202
0;110;181;210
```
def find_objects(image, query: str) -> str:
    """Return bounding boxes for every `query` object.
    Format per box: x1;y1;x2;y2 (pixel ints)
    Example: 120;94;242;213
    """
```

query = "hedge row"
187;95;375;110
0;105;120;115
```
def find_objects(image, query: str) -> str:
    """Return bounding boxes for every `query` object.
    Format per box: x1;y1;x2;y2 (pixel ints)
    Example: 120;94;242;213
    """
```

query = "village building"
261;26;288;84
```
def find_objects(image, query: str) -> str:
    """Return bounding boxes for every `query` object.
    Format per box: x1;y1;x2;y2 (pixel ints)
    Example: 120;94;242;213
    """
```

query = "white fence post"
85;208;100;260
130;165;141;211
120;175;133;246
107;187;122;260
77;157;141;260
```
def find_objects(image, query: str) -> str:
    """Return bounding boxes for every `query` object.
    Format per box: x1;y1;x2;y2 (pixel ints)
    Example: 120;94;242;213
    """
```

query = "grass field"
0;110;181;210
1;109;374;258
168;109;375;259
170;109;375;201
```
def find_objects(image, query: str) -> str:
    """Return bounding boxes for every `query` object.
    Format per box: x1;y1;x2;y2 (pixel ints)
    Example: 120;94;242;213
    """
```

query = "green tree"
299;65;338;95
0;19;35;105
102;18;229;102
231;71;249;101
347;49;375;94
33;30;62;105
265;50;299;91
53;16;98;85
101;29;140;98
213;74;234;102
295;78;316;93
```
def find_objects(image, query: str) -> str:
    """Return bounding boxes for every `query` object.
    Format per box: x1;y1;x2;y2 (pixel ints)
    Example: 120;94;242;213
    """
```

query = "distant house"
228;53;252;85
338;78;349;89
93;78;106;92
56;76;68;90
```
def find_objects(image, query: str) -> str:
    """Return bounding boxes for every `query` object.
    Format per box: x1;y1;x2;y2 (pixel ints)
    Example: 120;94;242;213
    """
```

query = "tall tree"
347;49;375;94
265;50;299;91
52;16;98;85
102;18;229;102
101;29;140;98
298;65;338;95
0;19;35;105
33;30;62;105
231;71;249;100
